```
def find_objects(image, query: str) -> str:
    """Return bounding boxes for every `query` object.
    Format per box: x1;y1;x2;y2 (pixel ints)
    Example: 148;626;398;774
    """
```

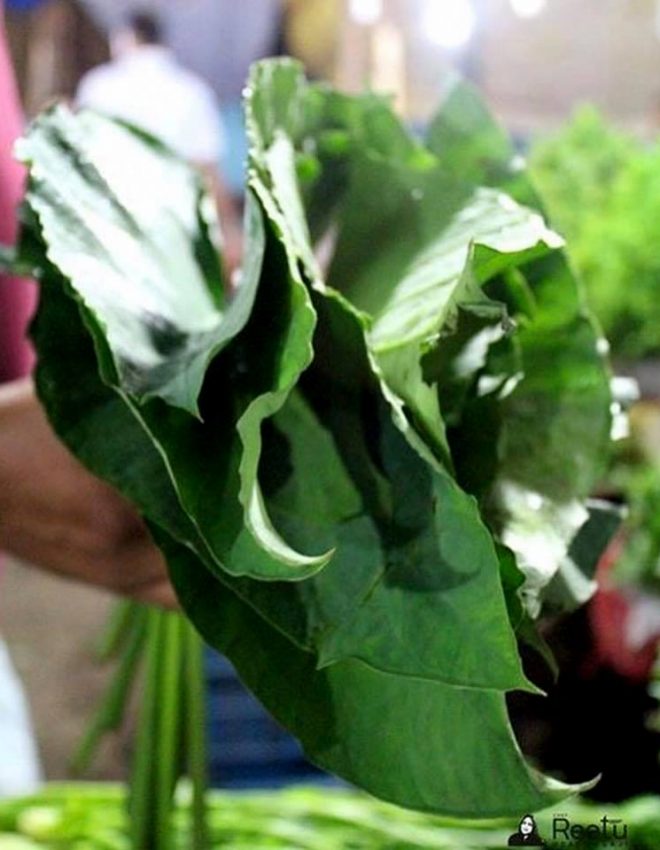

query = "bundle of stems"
72;602;209;850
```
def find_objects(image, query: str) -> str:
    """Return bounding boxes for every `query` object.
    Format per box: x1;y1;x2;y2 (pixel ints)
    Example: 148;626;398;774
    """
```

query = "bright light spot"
510;0;547;18
596;336;611;356
349;0;383;26
422;0;476;49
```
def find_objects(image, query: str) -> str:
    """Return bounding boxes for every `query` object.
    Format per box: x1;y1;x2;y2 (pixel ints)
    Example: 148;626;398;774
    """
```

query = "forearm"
0;380;174;607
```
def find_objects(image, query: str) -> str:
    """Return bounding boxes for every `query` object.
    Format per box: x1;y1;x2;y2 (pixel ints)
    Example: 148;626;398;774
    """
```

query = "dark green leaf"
23;59;614;818
18;107;238;416
427;80;612;614
160;526;589;819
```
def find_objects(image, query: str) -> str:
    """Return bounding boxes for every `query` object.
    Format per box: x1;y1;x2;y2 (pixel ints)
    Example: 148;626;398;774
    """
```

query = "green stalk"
95;599;139;662
184;621;209;850
72;606;148;775
129;608;163;849
153;613;185;850
91;607;210;848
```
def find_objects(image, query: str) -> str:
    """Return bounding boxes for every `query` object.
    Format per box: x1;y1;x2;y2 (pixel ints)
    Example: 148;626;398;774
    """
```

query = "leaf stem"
129;607;162;850
184;621;209;850
153;612;184;850
95;599;138;662
72;605;147;775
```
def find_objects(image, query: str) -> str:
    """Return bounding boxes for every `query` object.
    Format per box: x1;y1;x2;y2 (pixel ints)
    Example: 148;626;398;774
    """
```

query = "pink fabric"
0;0;35;383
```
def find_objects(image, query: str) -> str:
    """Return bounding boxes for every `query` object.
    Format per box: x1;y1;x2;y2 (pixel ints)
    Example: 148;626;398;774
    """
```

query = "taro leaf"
28;235;582;817
159;524;591;819
322;147;561;491
482;259;612;616
257;380;531;691
307;86;426;167
327;156;561;354
20;108;330;581
25;86;531;688
243;64;565;675
314;400;533;689
30;265;201;550
427;73;529;201
232;214;327;575
202;338;531;689
245;60;323;287
243;74;532;690
421;304;517;429
112;211;333;583
245;59;308;155
31;198;524;692
300;85;434;241
244;61;429;273
426;79;613;614
25;59;607;815
497;258;611;501
17;107;236;417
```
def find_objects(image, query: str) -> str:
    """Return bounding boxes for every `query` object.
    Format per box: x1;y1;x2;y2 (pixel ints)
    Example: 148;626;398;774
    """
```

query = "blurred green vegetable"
2;785;660;850
531;106;660;359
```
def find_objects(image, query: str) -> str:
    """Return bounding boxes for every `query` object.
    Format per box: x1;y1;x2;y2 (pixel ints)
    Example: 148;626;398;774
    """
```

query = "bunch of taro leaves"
14;60;618;819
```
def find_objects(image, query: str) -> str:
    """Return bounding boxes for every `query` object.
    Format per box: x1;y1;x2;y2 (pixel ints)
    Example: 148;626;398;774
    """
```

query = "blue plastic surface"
206;651;327;788
6;0;49;11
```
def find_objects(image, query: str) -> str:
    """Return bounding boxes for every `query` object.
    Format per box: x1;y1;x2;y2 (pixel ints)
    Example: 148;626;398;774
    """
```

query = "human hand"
0;379;175;608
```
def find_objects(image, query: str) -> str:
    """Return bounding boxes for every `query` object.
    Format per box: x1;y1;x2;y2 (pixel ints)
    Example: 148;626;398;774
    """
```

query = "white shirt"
79;0;282;101
0;640;41;797
77;46;225;164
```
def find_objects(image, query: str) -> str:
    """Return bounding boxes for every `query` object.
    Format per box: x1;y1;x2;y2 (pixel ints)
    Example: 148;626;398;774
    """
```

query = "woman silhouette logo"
508;814;545;846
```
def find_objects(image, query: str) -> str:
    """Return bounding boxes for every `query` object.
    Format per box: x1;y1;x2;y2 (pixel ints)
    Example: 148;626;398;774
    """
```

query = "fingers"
129;579;179;610
107;534;178;609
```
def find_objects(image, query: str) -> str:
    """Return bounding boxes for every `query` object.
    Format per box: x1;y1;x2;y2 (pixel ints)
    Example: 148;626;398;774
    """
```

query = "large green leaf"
30;267;200;551
160;526;589;819
241;67;532;691
17;108;238;417
27;79;532;694
112;212;333;582
28;183;527;693
321;149;561;493
426;79;613;612
327;156;560;354
23;58;615;818
260;381;530;690
427;74;528;200
245;61;322;287
29;255;571;816
20;109;330;582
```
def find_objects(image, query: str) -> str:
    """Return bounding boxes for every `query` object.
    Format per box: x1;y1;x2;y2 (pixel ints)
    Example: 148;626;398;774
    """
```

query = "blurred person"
76;9;242;275
0;0;174;796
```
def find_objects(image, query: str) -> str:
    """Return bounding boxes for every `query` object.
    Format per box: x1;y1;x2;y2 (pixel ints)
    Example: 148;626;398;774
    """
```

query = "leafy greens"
15;60;614;818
